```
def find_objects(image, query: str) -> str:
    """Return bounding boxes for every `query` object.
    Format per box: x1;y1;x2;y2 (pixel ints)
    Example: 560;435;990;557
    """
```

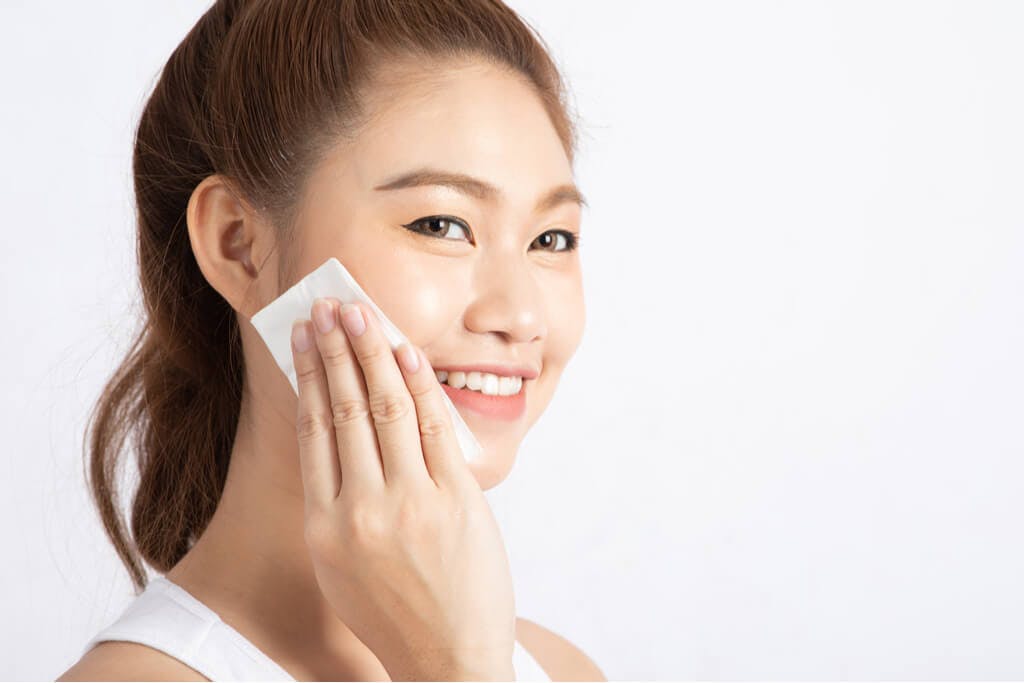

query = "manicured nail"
398;343;419;373
312;298;336;334
340;304;366;337
291;320;313;353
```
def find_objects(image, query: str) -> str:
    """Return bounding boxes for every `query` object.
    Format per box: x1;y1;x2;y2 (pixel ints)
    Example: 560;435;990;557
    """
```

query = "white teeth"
435;370;524;396
482;374;500;395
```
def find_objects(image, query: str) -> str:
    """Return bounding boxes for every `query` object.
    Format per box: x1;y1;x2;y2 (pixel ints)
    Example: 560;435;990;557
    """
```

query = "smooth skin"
60;56;603;681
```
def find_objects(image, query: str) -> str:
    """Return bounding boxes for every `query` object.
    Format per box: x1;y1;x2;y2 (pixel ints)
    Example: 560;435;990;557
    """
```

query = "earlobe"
186;174;265;317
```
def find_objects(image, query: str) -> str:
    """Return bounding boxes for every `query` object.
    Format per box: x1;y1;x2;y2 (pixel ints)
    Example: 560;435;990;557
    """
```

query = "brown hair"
86;0;580;593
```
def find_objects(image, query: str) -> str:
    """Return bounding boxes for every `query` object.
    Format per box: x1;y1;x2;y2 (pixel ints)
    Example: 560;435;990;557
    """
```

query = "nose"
464;253;547;344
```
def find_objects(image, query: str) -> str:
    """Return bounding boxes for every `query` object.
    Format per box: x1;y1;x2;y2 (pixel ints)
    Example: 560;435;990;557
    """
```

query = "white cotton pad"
249;256;483;463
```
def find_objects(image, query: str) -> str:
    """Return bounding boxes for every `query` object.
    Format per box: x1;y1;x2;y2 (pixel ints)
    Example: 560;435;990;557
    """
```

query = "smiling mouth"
437;375;529;420
433;370;524;397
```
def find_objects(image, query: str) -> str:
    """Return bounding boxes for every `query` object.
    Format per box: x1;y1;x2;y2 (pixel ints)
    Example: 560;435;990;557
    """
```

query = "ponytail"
87;0;247;592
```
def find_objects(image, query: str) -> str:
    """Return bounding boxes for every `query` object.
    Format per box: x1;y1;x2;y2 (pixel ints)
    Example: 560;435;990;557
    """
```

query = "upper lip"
431;363;539;379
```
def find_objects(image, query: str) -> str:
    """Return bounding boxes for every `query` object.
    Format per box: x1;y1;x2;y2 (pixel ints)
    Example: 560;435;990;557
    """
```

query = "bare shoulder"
515;616;606;682
57;640;210;681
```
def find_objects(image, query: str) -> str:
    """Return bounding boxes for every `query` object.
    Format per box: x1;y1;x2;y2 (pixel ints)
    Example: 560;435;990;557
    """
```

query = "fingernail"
291;320;313;353
398;343;419;373
312;298;336;334
340;304;366;337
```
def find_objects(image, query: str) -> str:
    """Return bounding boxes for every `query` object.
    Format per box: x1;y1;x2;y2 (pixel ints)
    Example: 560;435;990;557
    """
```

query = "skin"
59;57;603;681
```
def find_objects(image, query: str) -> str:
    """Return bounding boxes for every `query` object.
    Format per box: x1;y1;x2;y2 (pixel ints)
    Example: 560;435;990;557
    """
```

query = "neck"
166;386;389;680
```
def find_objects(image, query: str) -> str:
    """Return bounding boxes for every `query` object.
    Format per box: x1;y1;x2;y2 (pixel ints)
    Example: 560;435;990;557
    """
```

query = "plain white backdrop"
2;0;1023;679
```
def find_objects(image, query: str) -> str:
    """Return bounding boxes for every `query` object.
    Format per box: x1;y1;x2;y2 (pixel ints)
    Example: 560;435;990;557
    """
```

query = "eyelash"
402;215;580;252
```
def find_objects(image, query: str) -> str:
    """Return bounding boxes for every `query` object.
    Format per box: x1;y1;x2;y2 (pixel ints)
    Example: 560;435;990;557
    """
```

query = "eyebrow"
373;167;588;213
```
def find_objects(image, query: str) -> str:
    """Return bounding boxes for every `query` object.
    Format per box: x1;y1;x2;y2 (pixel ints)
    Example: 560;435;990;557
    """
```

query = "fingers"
394;342;469;490
290;319;342;513
291;296;462;497
335;301;431;486
309;298;386;491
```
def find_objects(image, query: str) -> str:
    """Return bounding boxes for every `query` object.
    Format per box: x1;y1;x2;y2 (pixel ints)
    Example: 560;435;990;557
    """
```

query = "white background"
2;1;1023;679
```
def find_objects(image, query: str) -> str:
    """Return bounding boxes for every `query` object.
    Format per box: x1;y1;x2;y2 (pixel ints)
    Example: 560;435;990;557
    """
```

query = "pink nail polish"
312;298;336;334
291;320;313;353
398;343;420;373
340;304;366;337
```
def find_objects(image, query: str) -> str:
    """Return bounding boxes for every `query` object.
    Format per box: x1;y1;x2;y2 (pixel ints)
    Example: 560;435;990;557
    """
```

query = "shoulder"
57;640;210;681
515;616;606;682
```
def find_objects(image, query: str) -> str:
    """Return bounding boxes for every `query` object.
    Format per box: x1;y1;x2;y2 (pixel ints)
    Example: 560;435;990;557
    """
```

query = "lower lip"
440;381;527;420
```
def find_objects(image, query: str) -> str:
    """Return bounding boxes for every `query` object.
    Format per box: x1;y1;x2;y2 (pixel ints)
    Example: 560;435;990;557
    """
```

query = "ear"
186;174;271;318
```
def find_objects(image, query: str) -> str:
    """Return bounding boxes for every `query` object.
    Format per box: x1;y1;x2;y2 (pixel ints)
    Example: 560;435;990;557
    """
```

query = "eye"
402;215;473;243
531;230;580;253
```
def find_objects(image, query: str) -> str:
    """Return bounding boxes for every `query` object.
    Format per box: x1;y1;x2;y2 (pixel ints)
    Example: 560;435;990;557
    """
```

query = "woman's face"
269;59;585;489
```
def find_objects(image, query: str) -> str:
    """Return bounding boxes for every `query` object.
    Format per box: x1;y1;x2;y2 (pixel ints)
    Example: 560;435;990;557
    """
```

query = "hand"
289;297;516;681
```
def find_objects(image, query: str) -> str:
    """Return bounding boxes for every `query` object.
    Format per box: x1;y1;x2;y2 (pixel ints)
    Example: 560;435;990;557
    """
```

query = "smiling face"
265;58;585;489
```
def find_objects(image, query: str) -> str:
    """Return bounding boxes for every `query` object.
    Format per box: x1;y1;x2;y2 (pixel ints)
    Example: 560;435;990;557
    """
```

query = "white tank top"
80;576;551;681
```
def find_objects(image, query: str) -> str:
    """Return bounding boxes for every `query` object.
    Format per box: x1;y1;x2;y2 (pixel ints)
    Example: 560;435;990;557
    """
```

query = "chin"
468;449;515;490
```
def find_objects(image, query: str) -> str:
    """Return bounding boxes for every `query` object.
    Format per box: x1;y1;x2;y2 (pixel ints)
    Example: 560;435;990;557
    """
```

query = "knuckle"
295;365;322;387
407;381;435;402
296;410;331;444
331;397;370;427
417;413;451;442
358;343;391;365
320;343;351;368
369;393;413;425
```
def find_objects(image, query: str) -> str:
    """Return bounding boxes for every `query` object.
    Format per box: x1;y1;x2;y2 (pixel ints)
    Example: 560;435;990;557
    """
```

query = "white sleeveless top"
81;576;551;681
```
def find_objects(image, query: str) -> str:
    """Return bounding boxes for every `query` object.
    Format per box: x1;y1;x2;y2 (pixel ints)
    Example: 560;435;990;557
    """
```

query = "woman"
59;0;602;679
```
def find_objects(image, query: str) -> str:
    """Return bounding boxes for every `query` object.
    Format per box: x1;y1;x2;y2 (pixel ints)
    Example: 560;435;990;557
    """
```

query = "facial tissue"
249;257;483;463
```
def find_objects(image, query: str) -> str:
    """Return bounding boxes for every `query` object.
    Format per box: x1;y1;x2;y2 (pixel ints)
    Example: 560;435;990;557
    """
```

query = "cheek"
294;218;469;344
543;274;586;368
525;275;584;423
350;247;469;345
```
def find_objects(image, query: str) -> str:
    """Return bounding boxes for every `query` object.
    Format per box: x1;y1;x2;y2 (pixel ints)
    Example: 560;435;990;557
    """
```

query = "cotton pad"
250;256;483;464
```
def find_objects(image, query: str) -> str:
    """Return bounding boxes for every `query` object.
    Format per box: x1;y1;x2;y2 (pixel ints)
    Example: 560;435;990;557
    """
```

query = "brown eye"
531;230;579;253
403;215;472;242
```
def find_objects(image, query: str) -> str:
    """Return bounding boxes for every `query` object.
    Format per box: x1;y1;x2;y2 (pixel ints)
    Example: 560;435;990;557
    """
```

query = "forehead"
321;58;574;208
